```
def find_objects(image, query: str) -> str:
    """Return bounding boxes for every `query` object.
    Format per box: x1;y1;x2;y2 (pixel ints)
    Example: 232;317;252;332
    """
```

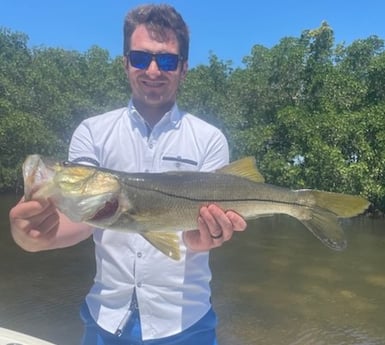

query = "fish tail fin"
141;232;181;260
299;189;371;218
297;189;370;251
301;207;347;251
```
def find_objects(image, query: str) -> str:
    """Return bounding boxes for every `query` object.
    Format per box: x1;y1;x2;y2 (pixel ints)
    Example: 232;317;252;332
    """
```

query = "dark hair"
123;4;189;61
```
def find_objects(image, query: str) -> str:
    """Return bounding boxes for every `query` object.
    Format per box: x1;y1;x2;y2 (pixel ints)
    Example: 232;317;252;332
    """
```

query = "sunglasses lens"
156;54;179;71
129;51;180;71
129;51;152;69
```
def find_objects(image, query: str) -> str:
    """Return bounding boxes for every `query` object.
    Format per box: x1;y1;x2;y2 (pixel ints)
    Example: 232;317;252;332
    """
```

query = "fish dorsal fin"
217;156;265;183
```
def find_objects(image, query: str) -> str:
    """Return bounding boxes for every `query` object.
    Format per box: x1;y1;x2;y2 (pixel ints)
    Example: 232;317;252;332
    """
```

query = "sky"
1;0;385;68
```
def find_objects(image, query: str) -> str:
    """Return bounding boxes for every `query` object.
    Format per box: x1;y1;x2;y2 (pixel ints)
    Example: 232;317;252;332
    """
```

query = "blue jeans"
80;302;218;345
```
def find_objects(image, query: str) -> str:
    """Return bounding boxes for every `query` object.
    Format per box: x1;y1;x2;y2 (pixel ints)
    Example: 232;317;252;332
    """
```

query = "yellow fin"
141;232;181;260
301;189;371;218
301;207;347;251
217;156;265;183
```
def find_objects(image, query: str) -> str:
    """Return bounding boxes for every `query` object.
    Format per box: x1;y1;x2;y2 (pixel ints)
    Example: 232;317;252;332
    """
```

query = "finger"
183;218;211;252
34;209;60;235
206;204;233;241
198;207;226;248
10;200;59;237
200;206;225;240
28;219;58;239
198;216;215;243
225;210;247;231
10;199;51;220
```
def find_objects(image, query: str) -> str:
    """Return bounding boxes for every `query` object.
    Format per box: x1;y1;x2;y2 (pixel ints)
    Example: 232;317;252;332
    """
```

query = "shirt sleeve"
68;120;99;166
199;129;230;172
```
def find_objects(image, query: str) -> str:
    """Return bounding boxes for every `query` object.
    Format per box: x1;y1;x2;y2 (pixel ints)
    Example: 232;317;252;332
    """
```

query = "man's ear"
180;60;188;81
123;56;129;76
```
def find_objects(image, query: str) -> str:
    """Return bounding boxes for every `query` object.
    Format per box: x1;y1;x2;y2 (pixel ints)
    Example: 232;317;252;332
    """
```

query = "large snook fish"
23;154;370;260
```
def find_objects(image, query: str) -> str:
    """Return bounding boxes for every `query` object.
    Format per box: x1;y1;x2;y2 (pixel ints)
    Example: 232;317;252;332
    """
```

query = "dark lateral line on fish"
124;183;303;208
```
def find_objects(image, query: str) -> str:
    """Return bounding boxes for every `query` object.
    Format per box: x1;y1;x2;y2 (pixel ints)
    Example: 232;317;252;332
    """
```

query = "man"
9;4;246;345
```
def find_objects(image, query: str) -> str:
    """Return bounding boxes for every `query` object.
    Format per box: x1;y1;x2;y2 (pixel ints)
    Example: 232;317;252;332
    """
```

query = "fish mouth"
23;154;56;200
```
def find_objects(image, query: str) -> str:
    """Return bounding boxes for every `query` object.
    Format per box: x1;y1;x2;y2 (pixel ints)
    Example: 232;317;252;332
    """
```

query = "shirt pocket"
160;154;200;172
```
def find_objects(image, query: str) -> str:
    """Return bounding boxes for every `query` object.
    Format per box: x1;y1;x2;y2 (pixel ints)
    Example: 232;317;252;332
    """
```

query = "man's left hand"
183;204;247;252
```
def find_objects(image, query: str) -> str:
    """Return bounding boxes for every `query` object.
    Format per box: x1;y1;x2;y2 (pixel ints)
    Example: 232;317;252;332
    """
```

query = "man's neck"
132;100;174;128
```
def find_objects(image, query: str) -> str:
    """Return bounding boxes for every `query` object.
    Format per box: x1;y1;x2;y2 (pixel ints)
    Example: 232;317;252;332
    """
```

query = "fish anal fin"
141;232;181;260
301;207;347;251
217;156;265;183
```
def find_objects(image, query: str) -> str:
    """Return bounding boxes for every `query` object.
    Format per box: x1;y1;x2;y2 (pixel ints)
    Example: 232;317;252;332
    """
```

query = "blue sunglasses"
128;50;183;71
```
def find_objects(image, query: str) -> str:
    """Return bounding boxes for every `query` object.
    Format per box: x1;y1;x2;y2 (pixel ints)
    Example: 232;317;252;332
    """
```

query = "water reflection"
0;194;94;344
1;194;384;345
212;216;385;345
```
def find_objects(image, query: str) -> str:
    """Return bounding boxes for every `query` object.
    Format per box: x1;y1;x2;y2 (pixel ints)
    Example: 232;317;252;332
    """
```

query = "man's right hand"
9;197;94;252
9;198;60;251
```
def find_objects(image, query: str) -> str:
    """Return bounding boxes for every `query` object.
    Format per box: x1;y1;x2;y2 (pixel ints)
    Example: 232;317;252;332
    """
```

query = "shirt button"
149;143;153;149
137;282;142;288
137;252;142;258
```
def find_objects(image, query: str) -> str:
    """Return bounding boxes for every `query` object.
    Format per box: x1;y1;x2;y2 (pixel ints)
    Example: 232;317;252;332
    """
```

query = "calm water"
1;193;384;345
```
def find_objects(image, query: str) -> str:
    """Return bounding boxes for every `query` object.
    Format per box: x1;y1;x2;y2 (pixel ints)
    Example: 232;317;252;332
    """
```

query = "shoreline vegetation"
1;22;385;213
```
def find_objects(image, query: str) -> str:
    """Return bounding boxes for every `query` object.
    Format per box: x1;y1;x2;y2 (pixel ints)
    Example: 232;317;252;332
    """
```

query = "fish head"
23;155;123;224
51;161;123;223
53;163;119;196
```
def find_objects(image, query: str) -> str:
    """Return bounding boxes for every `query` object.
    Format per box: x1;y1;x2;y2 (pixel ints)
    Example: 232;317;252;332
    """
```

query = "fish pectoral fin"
301;207;347;251
141;232;181;260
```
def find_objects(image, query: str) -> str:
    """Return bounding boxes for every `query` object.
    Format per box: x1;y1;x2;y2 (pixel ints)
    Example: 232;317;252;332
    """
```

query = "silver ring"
210;232;223;239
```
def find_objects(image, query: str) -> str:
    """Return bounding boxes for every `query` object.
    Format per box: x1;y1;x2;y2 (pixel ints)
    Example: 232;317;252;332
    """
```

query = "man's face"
124;24;188;118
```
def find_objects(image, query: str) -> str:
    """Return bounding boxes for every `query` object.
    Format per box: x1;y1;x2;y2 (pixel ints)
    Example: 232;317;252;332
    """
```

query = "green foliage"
0;28;129;192
179;54;232;130
1;24;385;212
0;112;59;190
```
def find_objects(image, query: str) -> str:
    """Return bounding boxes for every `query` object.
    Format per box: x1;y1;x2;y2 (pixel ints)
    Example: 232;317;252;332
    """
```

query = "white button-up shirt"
68;102;229;340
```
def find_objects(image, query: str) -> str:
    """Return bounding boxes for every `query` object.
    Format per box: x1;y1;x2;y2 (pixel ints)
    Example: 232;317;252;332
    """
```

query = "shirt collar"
127;100;182;130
